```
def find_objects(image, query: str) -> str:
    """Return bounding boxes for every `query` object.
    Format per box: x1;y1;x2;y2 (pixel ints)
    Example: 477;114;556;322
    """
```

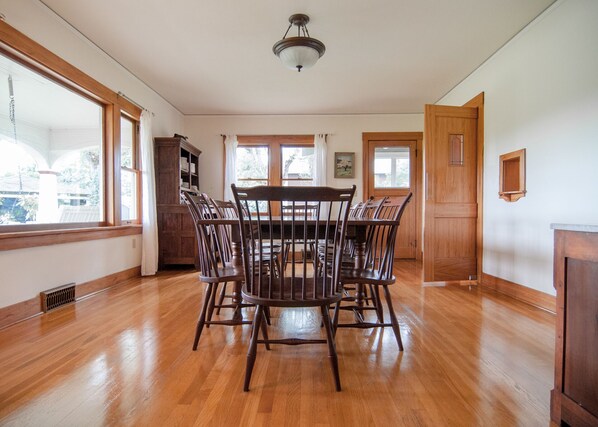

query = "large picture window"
0;51;104;225
0;19;142;246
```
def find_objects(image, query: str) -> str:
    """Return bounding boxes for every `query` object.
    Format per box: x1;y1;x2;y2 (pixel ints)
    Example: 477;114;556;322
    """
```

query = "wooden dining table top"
193;216;401;227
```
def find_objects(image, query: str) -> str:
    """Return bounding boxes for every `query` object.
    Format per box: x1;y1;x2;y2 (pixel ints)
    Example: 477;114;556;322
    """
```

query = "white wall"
0;0;184;308
184;114;423;203
438;0;598;295
0;236;140;307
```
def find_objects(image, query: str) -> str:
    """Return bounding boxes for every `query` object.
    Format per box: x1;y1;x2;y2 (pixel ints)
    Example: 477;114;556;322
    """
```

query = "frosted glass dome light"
273;14;325;72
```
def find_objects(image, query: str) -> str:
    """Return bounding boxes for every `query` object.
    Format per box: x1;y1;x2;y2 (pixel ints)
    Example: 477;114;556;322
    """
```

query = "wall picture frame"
334;152;355;178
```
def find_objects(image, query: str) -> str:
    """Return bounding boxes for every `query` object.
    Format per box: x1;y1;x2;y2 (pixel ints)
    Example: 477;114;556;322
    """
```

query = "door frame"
362;132;423;260
463;92;484;282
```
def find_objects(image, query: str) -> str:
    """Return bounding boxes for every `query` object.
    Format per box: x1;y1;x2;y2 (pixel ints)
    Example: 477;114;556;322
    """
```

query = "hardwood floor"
0;261;555;426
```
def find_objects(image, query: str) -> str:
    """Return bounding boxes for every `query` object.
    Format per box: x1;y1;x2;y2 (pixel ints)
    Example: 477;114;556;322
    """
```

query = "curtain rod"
118;91;155;116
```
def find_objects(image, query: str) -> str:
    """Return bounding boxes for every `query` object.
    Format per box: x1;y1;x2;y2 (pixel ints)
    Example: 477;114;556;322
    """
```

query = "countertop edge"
550;223;598;233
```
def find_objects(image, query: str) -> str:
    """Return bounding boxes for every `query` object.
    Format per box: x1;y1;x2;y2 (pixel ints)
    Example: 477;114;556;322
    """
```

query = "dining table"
193;216;398;322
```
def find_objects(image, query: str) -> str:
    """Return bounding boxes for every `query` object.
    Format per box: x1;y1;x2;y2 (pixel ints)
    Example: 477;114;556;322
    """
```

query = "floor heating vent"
41;283;76;312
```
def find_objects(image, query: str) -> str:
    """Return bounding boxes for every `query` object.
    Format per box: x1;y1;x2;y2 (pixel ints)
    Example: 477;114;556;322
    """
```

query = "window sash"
120;116;140;223
236;135;314;187
0;20;142;237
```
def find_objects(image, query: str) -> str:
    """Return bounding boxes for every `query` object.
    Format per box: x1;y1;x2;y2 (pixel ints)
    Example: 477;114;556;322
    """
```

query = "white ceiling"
40;0;554;116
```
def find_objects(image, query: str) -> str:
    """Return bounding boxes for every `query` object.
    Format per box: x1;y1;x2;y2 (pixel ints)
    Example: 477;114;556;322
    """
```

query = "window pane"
121;169;137;221
282;180;312;187
120;116;137;221
281;146;314;179
236;180;268;187
374;147;410;188
0;53;103;225
121;117;133;168
236;147;268;180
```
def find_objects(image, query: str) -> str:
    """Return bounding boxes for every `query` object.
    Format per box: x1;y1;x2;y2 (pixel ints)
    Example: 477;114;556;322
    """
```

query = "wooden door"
363;132;422;259
423;104;479;282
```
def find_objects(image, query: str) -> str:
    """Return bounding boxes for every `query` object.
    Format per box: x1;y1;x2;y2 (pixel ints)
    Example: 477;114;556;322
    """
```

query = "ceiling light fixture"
273;14;325;72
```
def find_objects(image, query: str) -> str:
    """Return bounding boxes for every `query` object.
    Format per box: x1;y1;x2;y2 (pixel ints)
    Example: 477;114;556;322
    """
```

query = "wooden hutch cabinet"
551;224;598;427
154;136;201;269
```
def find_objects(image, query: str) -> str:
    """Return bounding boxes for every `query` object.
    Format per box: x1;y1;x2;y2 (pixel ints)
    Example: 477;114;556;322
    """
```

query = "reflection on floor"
0;260;555;426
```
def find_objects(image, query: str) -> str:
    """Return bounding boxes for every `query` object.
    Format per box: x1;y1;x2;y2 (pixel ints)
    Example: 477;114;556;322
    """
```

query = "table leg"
231;240;243;321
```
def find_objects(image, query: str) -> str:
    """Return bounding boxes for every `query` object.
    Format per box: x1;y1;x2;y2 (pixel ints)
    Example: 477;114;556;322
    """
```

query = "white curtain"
313;134;327;186
140;110;158;276
224;134;238;201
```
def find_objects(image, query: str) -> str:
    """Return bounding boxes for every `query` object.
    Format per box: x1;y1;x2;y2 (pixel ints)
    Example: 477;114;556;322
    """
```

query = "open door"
423;95;483;282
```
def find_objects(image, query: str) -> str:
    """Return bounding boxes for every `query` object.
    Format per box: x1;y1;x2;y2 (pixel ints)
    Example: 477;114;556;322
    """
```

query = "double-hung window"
236;135;314;188
120;116;140;222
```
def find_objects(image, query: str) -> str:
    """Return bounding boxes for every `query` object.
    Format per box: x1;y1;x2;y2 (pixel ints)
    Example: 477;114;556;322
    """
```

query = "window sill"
0;225;142;251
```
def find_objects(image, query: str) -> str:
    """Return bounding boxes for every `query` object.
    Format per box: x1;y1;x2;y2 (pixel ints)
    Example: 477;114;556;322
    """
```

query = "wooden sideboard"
551;224;598;427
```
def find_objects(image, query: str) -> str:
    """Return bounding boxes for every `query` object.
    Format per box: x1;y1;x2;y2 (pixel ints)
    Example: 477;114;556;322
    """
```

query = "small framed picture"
334;152;355;178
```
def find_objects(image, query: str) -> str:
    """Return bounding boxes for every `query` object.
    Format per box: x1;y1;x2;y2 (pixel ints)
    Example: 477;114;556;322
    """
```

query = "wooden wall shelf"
499;148;526;202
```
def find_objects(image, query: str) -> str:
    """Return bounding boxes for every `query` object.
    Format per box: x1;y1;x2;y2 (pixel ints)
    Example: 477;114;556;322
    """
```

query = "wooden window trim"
237;135;313;145
0;225;142;251
0;20;143;241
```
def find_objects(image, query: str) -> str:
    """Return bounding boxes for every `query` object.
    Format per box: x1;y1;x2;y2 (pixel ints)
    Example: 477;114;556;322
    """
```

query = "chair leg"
264;306;272;326
275;257;282;278
320;305;342;391
193;283;213;351
283;243;291;270
310;242;320;276
261;309;271;351
382;285;403;351
244;305;264;392
215;282;227;315
372;284;384;323
206;283;219;328
332;300;341;337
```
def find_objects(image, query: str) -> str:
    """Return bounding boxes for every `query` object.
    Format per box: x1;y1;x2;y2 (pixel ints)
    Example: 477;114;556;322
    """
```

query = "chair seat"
200;265;244;284
340;268;396;286
317;248;360;270
242;276;342;308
